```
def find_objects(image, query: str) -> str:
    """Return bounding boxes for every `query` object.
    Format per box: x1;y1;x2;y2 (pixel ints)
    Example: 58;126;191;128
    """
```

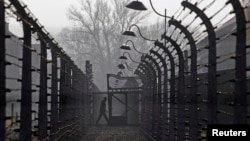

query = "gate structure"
107;74;142;126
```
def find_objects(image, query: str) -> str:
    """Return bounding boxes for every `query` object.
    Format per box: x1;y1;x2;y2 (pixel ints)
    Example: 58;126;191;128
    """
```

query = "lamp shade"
126;1;147;11
117;71;123;76
120;45;131;50
118;64;125;69
122;31;136;36
119;56;128;60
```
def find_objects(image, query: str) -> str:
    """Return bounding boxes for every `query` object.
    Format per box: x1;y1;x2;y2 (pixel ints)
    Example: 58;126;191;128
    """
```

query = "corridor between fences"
0;0;250;141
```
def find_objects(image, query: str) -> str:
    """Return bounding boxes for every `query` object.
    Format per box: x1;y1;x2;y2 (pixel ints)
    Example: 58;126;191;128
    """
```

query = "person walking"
96;97;109;125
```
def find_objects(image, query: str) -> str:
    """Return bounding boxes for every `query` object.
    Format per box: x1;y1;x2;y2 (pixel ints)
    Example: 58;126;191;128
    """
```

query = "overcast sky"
21;0;79;34
14;0;239;37
20;0;184;34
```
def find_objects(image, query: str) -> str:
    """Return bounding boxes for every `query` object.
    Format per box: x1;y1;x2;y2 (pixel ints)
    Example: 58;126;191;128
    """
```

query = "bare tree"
58;0;150;89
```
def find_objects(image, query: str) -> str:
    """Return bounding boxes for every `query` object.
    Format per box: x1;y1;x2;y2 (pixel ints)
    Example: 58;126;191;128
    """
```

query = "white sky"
21;0;79;34
20;0;184;34
11;0;241;37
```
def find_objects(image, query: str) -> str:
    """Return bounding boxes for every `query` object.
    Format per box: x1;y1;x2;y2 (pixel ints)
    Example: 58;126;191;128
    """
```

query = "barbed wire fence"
0;0;95;140
134;0;250;140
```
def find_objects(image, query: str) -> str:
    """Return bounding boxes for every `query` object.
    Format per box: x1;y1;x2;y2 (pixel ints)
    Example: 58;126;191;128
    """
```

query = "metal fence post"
65;58;72;139
227;0;248;124
134;70;147;127
150;50;169;140
141;60;157;137
59;55;66;127
154;41;176;140
135;68;147;128
77;71;84;134
82;73;87;133
38;37;48;140
50;48;59;141
144;55;162;140
20;17;32;141
162;34;186;140
85;60;93;126
71;64;79;140
169;19;198;141
0;1;6;140
137;65;153;134
182;1;217;124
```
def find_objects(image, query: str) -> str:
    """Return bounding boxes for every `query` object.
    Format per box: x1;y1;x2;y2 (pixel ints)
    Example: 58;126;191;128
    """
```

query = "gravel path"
80;126;151;141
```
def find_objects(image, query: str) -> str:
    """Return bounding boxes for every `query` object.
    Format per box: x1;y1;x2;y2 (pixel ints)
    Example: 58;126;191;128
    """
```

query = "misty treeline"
57;0;166;89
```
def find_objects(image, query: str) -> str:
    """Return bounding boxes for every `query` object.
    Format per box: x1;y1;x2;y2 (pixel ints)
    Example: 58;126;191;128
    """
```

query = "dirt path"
80;126;151;141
